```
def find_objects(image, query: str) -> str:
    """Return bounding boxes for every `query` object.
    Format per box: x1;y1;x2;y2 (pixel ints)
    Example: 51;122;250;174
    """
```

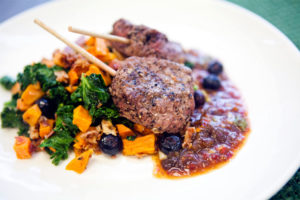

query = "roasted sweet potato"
68;69;79;85
65;149;93;174
133;124;154;135
85;64;101;76
116;124;135;138
72;105;92;132
65;85;78;93
22;104;42;126
39;119;55;138
17;83;44;111
13;136;32;159
123;134;156;156
11;82;20;95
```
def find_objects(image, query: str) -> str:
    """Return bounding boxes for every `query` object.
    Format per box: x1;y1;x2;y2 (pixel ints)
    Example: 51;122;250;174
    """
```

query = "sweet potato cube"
72;105;92;132
66;149;93;174
21;83;44;106
133;123;153;135
11;82;20;95
123;134;156;156
116;124;135;138
85;64;101;76
65;85;78;93
17;98;30;111
22;104;42;126
39;119;55;138
68;69;79;85
13;136;32;159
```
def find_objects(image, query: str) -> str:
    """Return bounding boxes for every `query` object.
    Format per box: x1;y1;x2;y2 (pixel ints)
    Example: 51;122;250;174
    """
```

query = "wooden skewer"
34;19;117;76
68;26;130;44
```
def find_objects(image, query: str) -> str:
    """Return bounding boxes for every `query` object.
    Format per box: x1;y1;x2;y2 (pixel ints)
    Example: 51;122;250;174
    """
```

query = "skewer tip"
34;18;40;24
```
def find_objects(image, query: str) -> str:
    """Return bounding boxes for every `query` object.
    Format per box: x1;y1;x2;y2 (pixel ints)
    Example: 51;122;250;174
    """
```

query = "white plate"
0;0;299;199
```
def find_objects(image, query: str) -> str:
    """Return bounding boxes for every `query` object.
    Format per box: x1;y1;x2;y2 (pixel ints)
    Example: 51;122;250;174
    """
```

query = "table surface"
0;0;299;199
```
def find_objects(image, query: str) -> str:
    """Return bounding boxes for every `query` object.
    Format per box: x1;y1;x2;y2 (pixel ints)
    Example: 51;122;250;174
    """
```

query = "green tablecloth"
228;1;300;199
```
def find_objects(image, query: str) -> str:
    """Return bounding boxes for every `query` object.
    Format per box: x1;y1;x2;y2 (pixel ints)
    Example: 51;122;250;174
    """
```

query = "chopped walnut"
41;58;54;67
29;126;39;140
54;70;69;83
182;127;196;149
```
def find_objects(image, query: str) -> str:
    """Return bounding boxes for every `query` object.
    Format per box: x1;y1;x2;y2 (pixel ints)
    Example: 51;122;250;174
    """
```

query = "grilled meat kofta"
111;19;209;67
109;57;195;134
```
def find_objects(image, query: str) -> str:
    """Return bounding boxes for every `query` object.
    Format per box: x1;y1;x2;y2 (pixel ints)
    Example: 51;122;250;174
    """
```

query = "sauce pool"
154;65;250;178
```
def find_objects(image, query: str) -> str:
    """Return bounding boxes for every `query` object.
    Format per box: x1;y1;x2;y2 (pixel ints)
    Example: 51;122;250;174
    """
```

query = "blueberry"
194;90;206;108
158;134;182;155
207;61;223;75
99;134;123;156
35;98;56;119
203;75;221;90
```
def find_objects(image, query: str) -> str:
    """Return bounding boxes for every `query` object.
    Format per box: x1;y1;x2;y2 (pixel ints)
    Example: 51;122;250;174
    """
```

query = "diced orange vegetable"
86;46;98;57
17;98;30;111
66;149;93;174
123;134;156;156
68;69;79;85
101;52;117;63
73;132;86;150
13;136;32;159
11;82;20;94
72;105;92;132
133;124;154;135
18;83;44;111
22;104;42;126
116;124;135;138
49;147;56;152
85;64;101;76
39;119;55;138
86;37;96;46
99;69;112;86
65;85;78;93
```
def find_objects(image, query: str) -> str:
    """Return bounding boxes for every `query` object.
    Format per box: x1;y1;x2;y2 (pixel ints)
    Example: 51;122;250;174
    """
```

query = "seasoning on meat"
110;57;195;134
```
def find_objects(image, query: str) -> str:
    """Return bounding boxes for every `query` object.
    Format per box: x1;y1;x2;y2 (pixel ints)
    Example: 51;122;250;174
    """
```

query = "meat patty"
109;57;195;134
111;19;186;63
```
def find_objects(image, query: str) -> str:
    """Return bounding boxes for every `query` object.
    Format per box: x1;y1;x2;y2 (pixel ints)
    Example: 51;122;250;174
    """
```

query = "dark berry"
99;134;123;156
158;134;182;155
35;98;56;119
203;75;221;90
194;90;206;108
207;61;223;75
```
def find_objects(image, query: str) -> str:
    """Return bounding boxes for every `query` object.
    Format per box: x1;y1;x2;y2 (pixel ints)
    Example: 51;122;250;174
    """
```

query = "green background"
228;1;300;199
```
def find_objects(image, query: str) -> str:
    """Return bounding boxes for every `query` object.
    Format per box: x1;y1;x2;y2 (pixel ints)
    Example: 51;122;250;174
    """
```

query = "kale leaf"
71;73;111;118
184;61;195;69
71;73;133;126
40;105;79;165
48;86;70;105
0;76;16;90
17;63;60;91
1;94;29;136
91;104;119;119
81;74;110;107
